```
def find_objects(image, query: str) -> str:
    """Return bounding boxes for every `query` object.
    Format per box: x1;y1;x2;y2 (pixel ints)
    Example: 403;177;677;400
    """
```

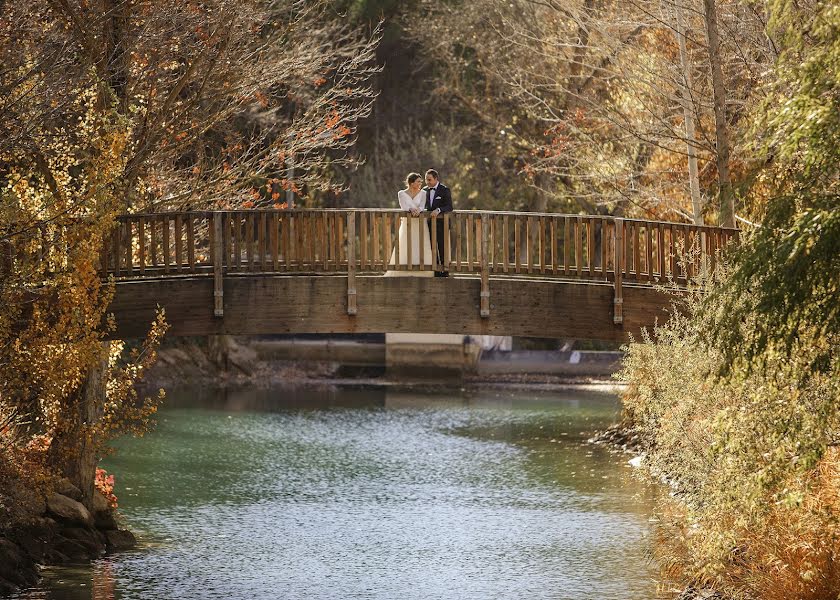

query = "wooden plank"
489;215;496;272
525;215;534;273
633;222;641;282
112;223;121;276
431;214;438;272
587;218;595;277
213;214;224;317
466;213;473;271
360;212;368;270
575;217;583;277
514;216;520;273
124;221;132;275
657;224;665;280
232;213;241;271
669;225;677;278
272;212;279;271
406;213;414;271
346;212;357;315
162;216;170;274
645;223;653;282
443;213;451;272
259;212;267;271
138;217;145;275
150;216;158;267
480;215;489;317
563;217;570;276
282;214;291;270
503;215;509;273
394;214;402;271
174;214;183;272
601;218;609;279
455;213;462;271
613;218;624;323
384;214;393;271
371;213;379;270
247;212;255;271
187;215;196;273
551;217;557;274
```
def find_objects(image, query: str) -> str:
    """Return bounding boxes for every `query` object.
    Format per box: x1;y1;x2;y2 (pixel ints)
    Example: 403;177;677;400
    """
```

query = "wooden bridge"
98;209;737;341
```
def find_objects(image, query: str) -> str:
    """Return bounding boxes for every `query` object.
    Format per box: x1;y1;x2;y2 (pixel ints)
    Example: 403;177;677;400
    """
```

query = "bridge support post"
346;211;357;315
613;218;624;324
213;213;224;318
480;215;490;318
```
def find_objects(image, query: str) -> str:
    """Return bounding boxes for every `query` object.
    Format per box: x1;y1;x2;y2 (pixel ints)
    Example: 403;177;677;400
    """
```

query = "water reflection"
16;385;657;600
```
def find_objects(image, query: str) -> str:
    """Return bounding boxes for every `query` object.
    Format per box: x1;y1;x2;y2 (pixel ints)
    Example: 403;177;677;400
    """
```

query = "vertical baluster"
149;216;158;268
138;217;145;275
173;215;182;272
502;215;510;273
383;213;392;270
550;217;557;274
601;218;609;279
465;213;472;271
359;212;368;270
187;215;196;272
525;216;533;274
645;224;653;282
231;213;240;271
613;218;624;323
270;212;278;271
538;216;545;274
213;214;223;317
563;217;571;276
112;222;122;276
455;214;462;271
443;213;451;272
633;222;641;282
513;216;520;273
480;215;490;317
575;216;583;277
346;212;357;315
282;213;291;270
162;216;170;274
587;218;595;277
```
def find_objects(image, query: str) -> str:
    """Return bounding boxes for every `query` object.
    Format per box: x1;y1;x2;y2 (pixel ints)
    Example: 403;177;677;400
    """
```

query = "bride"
385;172;434;276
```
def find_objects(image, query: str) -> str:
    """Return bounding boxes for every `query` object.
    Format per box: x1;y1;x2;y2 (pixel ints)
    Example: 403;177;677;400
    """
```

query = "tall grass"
620;280;840;599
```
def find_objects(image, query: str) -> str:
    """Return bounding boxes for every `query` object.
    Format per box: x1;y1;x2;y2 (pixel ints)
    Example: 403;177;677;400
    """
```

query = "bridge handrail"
1;209;738;325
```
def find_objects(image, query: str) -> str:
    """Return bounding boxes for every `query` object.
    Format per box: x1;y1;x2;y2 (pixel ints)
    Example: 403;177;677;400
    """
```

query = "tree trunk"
703;0;735;228
675;0;704;225
48;342;110;511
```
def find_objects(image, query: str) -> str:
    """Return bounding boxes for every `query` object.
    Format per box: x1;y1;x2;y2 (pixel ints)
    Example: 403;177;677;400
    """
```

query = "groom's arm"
441;187;453;213
432;187;453;215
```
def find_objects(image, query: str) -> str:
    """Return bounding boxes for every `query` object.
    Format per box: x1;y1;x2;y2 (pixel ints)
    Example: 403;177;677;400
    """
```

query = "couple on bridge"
386;168;453;277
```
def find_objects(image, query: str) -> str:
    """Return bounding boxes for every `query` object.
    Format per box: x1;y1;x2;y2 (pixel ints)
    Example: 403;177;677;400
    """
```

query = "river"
16;385;658;599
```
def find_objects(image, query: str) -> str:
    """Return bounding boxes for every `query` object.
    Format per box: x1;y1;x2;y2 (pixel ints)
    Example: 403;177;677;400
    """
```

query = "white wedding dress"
384;189;434;277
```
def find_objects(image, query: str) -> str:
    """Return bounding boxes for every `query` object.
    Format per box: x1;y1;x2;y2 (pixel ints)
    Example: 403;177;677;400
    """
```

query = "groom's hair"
425;169;439;180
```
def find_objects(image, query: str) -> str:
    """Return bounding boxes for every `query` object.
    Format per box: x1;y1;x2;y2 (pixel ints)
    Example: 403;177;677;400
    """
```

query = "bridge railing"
94;209;738;322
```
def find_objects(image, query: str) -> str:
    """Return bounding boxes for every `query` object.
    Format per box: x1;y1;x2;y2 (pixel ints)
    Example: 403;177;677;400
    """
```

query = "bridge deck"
109;273;675;341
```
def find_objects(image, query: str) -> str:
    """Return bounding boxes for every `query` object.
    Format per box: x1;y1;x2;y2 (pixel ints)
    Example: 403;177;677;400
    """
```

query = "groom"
424;169;453;277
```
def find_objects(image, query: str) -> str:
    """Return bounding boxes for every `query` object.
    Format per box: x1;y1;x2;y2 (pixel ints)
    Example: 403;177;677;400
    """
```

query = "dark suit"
424;183;453;275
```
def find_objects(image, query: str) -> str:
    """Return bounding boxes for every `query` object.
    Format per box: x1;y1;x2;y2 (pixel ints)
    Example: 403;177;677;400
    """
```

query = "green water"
16;385;658;599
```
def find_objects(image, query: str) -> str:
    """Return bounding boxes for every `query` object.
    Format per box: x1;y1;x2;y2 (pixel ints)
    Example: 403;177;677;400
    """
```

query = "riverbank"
141;336;625;391
0;477;136;596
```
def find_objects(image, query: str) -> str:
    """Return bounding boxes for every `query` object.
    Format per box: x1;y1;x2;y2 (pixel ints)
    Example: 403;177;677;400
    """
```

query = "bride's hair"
405;172;422;187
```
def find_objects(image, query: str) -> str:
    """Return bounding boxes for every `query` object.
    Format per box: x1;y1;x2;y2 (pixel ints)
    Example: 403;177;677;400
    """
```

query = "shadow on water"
16;384;660;600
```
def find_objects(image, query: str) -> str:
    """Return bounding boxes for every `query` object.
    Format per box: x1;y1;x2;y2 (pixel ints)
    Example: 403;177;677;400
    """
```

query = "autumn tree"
0;0;381;509
409;0;772;223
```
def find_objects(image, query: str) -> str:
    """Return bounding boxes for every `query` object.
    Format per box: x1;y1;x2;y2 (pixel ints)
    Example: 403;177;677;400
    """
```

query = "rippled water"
16;385;658;600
